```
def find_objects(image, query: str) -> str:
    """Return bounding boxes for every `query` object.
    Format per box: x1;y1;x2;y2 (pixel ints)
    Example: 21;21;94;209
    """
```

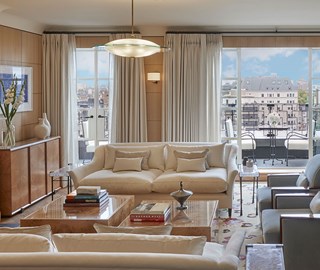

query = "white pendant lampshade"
105;0;168;58
105;38;162;58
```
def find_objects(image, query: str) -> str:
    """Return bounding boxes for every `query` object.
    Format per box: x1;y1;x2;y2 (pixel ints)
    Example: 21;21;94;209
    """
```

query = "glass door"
76;48;113;162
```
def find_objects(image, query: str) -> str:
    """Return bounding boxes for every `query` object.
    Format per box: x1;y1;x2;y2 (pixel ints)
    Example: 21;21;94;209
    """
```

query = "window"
76;48;114;162
221;47;319;168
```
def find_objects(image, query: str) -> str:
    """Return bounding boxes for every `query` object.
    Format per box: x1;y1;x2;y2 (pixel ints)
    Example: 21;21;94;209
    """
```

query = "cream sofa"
70;142;238;215
0;230;246;270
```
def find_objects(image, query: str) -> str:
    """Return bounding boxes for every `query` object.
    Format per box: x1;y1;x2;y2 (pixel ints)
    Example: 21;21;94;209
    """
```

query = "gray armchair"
261;193;320;270
257;154;320;218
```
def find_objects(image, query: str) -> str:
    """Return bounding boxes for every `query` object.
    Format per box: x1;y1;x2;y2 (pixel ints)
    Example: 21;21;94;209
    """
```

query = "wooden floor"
0;187;68;225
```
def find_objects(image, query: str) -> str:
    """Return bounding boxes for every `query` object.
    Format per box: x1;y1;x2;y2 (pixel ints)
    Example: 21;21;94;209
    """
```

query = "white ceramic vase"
34;118;50;139
42;113;51;137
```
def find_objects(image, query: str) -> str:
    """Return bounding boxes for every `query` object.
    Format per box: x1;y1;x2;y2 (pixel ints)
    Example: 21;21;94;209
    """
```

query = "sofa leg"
228;208;232;217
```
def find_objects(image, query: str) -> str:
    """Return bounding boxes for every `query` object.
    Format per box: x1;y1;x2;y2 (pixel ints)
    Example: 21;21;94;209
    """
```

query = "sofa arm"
267;173;300;187
226;144;239;191
270;187;308;208
274;193;315;209
280;214;320;270
69;146;105;188
219;230;246;269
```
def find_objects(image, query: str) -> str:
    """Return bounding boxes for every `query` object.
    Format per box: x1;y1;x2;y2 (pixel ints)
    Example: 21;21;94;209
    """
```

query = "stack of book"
130;202;171;222
63;186;109;207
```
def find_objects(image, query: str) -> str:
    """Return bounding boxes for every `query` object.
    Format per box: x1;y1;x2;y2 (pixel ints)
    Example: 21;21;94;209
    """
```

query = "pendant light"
105;0;169;58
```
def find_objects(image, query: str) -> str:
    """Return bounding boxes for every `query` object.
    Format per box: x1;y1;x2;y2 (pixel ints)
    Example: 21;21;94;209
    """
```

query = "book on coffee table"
130;202;171;222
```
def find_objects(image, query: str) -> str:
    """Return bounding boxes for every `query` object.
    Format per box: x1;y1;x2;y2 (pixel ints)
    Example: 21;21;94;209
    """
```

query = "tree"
298;89;308;104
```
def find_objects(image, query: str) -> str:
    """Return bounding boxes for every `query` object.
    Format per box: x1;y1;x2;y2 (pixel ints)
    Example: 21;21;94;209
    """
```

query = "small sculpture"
170;181;193;210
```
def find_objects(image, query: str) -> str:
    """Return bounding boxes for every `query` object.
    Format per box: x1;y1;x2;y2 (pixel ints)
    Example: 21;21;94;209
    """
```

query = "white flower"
267;112;280;126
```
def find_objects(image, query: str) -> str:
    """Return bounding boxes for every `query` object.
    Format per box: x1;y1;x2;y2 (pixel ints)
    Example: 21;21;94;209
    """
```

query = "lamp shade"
147;72;161;82
105;38;162;58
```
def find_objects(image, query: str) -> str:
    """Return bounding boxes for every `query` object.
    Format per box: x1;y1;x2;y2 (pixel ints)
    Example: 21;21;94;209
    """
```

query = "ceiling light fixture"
105;0;169;58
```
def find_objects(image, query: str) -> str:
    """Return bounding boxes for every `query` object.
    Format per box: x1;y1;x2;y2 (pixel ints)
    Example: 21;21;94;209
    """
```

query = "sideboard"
0;136;61;216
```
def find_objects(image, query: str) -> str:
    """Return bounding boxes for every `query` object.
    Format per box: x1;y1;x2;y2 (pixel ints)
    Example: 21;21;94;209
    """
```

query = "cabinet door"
46;138;61;193
30;143;46;202
8;148;29;214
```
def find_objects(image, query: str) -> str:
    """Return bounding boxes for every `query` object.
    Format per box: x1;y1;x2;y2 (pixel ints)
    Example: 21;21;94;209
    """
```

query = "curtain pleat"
42;34;77;166
162;33;222;142
110;34;147;143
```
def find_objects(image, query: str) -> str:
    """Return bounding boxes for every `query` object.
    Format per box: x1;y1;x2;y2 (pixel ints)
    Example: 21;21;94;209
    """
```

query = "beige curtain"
42;34;77;166
162;34;222;142
110;34;147;143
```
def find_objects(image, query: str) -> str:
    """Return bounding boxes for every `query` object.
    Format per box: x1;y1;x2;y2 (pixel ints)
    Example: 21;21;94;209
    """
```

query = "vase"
3;122;15;148
42;113;51;137
34;118;50;139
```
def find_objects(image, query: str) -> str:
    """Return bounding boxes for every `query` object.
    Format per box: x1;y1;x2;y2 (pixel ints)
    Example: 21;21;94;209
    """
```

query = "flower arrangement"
0;76;25;147
267;111;281;127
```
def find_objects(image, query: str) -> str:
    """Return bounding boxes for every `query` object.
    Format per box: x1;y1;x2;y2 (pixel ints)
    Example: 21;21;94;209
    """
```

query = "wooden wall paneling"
29;143;46;202
46;138;61;194
10;148;29;214
0;26;22;63
21;32;42;64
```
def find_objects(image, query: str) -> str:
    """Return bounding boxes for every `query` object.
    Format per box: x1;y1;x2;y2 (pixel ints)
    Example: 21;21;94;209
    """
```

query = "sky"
222;48;320;83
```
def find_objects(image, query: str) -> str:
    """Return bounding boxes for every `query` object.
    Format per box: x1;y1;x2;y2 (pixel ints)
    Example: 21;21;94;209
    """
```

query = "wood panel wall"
0;25;42;141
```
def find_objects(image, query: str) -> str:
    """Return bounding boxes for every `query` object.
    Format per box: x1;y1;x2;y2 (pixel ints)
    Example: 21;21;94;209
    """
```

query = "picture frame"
0;65;33;112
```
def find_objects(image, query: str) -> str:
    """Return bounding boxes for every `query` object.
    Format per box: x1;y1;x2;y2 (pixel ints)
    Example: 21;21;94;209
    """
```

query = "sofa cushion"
116;150;150;170
93;223;173;235
0;234;55;252
0;224;52;240
105;145;165;171
174;149;209;169
262;208;311;244
176;157;206;172
310;191;320;214
52;233;206;255
80;169;162;194
152;168;228;194
166;143;226;170
113;157;143;172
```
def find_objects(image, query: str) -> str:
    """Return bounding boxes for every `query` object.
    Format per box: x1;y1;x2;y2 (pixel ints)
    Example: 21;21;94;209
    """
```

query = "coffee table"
20;195;134;233
120;199;219;241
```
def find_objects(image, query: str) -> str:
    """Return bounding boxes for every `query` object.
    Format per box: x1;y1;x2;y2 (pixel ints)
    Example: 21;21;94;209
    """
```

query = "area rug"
212;182;265;269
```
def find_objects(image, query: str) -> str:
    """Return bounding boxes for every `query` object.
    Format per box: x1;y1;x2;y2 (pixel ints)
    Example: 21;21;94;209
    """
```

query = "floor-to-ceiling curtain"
162;33;222;142
109;34;147;143
42;34;78;166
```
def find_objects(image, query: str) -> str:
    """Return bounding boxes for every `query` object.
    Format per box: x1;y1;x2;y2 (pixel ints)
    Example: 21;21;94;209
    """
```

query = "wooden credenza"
0;136;61;216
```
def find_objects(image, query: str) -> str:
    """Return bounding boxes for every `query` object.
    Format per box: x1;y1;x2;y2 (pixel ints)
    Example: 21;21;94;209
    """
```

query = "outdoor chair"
257;154;320;218
284;120;316;166
225;118;256;160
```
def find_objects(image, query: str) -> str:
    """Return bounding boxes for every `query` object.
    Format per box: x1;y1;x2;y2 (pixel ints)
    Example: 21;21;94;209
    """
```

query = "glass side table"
49;163;80;200
239;164;259;216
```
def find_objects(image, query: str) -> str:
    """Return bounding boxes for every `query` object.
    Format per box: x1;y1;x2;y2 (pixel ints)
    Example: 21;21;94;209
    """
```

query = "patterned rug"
212;182;265;269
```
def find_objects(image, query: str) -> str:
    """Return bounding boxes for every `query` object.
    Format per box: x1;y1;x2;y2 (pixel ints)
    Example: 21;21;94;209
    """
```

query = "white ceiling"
1;0;320;35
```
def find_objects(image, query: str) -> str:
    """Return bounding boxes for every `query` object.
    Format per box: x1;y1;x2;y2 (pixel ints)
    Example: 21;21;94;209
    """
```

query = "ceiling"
1;0;320;35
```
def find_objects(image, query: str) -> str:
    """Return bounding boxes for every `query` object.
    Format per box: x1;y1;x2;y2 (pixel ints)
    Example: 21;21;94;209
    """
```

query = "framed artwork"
0;65;33;112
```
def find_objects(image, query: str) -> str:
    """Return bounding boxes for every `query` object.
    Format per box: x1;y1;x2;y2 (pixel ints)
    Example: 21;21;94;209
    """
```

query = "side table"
49;163;79;200
246;244;285;270
239;164;259;216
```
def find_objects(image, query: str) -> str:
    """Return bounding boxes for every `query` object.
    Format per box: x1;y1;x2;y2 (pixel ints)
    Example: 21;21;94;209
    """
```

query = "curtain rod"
166;30;320;35
43;31;139;35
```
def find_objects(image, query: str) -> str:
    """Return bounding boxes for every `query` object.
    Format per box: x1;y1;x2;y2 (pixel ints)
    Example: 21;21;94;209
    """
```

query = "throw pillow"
0;224;52;240
105;145;165;171
93;223;173;235
296;172;309;188
310;191;320;214
52;233;206;255
0;234;55;252
174;149;209;169
176;157;207;172
113;157;143;172
115;150;150;170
